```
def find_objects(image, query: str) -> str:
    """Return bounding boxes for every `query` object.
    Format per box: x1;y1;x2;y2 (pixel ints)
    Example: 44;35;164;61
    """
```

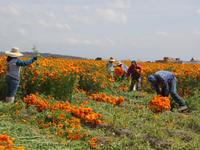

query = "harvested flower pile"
149;95;171;112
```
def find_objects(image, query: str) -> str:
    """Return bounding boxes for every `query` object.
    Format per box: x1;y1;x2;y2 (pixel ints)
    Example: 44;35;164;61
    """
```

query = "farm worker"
148;70;187;112
117;61;128;76
106;57;116;76
5;47;37;103
126;60;142;91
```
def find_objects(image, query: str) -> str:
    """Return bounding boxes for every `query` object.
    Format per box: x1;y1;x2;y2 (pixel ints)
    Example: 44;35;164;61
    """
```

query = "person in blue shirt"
5;47;37;103
148;70;187;112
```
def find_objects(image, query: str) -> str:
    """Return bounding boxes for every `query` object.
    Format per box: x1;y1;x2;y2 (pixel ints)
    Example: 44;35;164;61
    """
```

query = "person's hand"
33;56;37;60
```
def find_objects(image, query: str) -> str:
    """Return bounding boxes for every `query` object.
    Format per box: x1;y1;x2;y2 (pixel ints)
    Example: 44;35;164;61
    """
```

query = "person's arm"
156;75;169;96
106;62;109;66
154;85;161;95
153;75;162;95
16;57;37;66
125;67;131;79
137;65;142;70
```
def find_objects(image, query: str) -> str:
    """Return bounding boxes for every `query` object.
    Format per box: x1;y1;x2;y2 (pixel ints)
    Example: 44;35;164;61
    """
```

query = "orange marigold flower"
90;142;97;148
87;140;91;144
92;137;97;142
83;132;88;136
58;124;63;130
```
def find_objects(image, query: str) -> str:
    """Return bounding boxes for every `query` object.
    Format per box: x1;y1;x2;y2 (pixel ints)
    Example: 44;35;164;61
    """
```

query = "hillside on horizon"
0;51;85;60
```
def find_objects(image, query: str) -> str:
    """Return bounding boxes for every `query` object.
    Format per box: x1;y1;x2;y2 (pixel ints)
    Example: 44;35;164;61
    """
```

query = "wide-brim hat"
148;75;155;87
117;61;122;66
5;47;23;57
109;57;115;62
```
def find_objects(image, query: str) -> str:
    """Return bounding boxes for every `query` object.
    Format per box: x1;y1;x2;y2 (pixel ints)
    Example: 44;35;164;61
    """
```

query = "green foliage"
32;44;41;58
0;76;6;101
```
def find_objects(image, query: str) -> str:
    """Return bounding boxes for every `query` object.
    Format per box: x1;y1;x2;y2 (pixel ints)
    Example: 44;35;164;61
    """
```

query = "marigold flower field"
0;56;199;149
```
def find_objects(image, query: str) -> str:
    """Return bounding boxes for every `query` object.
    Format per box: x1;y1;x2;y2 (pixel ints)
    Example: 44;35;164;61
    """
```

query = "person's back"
6;57;21;80
122;64;128;73
154;70;175;84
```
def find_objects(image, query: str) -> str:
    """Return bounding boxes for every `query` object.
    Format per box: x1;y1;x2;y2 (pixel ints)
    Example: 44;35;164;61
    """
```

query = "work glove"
33;56;37;60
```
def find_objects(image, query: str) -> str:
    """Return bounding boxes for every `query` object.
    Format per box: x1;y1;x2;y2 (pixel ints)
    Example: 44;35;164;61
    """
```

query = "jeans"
169;79;186;106
5;75;19;97
129;77;141;91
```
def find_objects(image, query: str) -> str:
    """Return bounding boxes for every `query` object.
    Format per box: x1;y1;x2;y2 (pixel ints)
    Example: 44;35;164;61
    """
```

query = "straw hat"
117;61;122;66
5;47;23;57
109;57;115;62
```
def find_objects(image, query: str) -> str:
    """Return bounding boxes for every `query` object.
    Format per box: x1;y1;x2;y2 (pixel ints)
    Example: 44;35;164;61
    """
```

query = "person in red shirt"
126;60;142;91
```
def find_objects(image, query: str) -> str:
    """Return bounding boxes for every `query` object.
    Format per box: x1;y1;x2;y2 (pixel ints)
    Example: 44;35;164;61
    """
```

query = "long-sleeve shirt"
153;70;176;97
106;61;116;73
6;56;35;80
122;64;128;73
126;64;142;79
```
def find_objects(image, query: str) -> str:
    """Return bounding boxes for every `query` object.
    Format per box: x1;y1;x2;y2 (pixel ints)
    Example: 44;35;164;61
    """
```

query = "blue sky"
0;0;200;61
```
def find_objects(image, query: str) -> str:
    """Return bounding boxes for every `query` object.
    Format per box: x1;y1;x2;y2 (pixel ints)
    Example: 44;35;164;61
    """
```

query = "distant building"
182;57;200;64
155;57;200;64
155;57;175;63
163;57;173;63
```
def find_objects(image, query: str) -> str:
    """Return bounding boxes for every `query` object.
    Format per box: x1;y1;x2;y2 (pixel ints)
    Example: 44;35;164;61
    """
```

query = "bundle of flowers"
149;95;171;112
114;66;124;77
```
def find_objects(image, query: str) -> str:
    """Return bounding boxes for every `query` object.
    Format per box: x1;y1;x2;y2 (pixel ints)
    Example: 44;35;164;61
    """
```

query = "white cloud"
96;9;127;25
0;3;21;16
81;40;93;45
72;15;96;24
19;29;29;36
45;12;56;20
106;38;116;46
38;20;71;30
194;30;200;36
64;5;90;13
38;20;50;28
61;38;102;46
66;38;79;44
106;0;131;9
55;23;71;30
156;31;168;36
196;9;200;15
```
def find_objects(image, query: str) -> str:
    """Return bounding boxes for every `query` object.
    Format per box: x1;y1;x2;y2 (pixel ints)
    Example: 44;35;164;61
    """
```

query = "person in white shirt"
106;57;116;76
117;61;128;75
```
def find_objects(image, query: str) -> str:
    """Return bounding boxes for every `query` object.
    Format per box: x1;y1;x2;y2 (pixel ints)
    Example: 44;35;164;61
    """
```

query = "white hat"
117;61;122;66
109;57;115;62
5;47;23;57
